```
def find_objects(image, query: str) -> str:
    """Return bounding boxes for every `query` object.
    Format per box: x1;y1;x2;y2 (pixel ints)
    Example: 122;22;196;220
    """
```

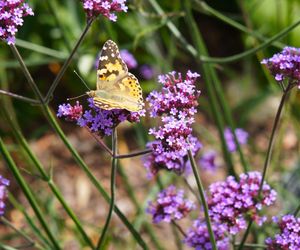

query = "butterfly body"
87;40;143;112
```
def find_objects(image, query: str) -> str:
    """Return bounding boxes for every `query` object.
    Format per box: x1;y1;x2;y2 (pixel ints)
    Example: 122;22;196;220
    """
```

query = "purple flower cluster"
140;65;154;80
0;0;34;45
80;0;128;21
57;98;144;137
262;46;300;88
120;49;137;69
208;171;277;235
184;219;229;250
266;215;300;250
0;175;9;216
146;185;195;223
143;71;202;178
57;101;83;121
199;150;218;171
224;127;248;152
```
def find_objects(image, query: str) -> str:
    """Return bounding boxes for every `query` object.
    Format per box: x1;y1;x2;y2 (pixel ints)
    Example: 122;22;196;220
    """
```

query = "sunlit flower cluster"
0;175;9;216
262;46;300;88
266;215;300;250
146;185;195;223
57;98;145;137
80;0;128;21
0;0;34;45
143;71;202;178
208;171;277;234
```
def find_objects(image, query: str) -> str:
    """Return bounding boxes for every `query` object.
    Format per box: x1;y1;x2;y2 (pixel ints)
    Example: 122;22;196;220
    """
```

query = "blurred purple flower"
199;150;218;171
140;64;154;80
0;175;9;216
208;171;276;235
266;215;300;250
184;219;230;250
146;185;195;223
143;71;202;178
224;127;248;152
57;98;145;137
80;0;128;21
120;49;137;69
262;47;300;88
0;0;34;45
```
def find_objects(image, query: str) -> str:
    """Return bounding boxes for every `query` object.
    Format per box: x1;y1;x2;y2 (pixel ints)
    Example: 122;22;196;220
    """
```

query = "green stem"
238;83;293;250
187;149;217;250
1;108;95;249
182;0;237;177
96;129;118;249
0;139;61;249
234;242;266;249
45;18;94;103
0;90;39;104
194;0;284;49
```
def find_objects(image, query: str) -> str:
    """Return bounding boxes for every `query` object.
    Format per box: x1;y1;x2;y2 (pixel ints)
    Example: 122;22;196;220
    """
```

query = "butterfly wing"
91;40;144;112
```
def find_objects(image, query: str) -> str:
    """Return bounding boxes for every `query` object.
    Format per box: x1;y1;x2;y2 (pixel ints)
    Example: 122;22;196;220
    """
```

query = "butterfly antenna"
67;93;87;101
73;70;91;91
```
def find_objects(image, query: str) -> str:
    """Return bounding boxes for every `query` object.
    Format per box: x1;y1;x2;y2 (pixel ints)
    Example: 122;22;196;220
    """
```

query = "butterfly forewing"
88;40;144;112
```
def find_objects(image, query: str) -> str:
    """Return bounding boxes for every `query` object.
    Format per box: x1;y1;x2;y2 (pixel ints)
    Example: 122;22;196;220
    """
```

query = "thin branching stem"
45;18;94;103
0;90;40;104
172;220;187;238
238;82;294;250
96;128;118;249
187;148;217;250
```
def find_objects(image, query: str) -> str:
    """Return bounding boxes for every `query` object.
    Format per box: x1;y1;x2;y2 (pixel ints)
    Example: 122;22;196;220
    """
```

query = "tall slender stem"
45;18;94;103
0;138;61;249
96;129;118;249
238;83;293;250
187;148;217;250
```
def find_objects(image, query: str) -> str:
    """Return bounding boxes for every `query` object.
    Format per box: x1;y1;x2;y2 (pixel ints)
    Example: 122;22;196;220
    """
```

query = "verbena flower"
0;175;9;216
199;150;218;171
57;98;145;137
146;185;195;223
0;0;34;45
80;0;128;21
266;215;300;250
184;219;230;250
224;127;248;152
208;171;277;235
120;49;137;69
143;71;202;178
140;64;154;80
262;46;300;88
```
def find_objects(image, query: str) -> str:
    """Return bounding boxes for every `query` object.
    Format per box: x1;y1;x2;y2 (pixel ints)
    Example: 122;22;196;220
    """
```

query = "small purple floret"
0;175;9;216
120;49;137;69
224;127;248;152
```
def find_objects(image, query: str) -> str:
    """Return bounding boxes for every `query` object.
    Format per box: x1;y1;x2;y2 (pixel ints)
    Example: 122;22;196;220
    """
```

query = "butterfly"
86;40;144;112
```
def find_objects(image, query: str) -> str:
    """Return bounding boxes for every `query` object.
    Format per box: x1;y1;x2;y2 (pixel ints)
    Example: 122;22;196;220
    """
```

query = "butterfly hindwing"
88;40;144;112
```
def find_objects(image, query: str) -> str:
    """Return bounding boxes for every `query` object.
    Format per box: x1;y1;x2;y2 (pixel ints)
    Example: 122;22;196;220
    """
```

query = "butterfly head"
86;90;96;98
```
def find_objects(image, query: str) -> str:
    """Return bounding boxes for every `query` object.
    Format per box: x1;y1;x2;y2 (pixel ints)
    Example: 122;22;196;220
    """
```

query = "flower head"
80;0;128;21
208;171;277;235
143;71;202;177
0;0;34;45
57;98;144;137
224;127;248;153
199;150;218;171
184;219;230;250
146;185;195;223
266;215;300;250
120;49;137;69
0;176;9;216
262;46;300;88
140;65;154;80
